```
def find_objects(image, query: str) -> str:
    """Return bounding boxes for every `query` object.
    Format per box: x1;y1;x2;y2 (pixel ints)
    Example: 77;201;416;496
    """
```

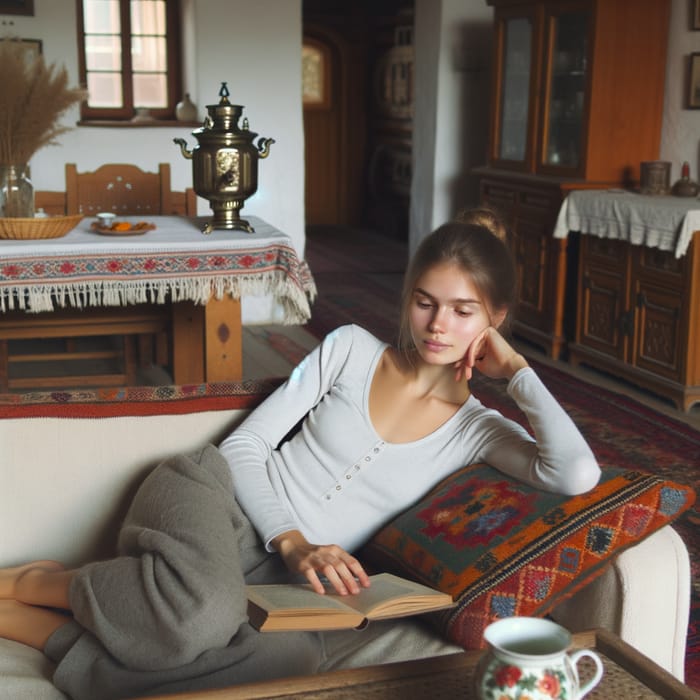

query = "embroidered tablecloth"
553;189;700;258
0;215;316;321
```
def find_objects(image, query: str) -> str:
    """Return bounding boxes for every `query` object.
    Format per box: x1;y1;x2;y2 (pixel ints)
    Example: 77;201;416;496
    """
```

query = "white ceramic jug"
475;617;604;700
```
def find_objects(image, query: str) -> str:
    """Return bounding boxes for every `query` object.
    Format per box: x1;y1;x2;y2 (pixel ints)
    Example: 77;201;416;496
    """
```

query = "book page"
332;573;451;618
246;573;453;631
246;583;353;615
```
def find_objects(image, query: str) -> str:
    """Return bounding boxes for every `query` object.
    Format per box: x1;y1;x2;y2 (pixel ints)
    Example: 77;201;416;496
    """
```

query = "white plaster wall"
660;0;700;183
0;0;304;324
409;0;492;256
409;0;441;256
431;0;492;222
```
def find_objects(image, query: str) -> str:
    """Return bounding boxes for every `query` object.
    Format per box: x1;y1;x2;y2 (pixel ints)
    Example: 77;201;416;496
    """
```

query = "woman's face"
408;261;500;367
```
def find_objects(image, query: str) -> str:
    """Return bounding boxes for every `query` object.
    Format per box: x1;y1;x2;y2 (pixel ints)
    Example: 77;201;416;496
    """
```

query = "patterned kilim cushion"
360;464;696;650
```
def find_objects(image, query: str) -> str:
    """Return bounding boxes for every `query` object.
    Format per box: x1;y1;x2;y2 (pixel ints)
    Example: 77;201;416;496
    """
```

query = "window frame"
76;0;182;122
302;37;332;110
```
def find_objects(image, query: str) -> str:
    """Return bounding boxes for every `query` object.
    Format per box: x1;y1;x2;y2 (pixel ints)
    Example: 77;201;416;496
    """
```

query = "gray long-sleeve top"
218;325;600;553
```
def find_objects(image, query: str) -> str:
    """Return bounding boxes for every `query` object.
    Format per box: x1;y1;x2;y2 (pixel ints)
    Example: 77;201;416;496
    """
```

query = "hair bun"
454;206;508;242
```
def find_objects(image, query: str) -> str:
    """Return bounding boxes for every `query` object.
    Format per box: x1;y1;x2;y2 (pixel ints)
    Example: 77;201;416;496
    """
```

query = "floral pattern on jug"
479;659;571;699
474;617;604;700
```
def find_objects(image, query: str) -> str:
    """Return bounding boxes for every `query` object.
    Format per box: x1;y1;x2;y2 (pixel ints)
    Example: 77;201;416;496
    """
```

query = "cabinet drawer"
518;189;559;214
583;235;627;268
635;246;685;291
480;181;516;208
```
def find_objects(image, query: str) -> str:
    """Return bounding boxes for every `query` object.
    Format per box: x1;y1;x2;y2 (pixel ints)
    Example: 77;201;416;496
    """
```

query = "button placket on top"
322;440;386;502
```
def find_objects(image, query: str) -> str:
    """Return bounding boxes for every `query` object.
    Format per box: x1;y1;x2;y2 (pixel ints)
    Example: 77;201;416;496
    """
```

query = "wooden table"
0;215;316;384
138;629;697;699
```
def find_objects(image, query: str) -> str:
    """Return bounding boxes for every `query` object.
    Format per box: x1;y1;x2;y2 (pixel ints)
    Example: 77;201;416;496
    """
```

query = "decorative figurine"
671;161;700;198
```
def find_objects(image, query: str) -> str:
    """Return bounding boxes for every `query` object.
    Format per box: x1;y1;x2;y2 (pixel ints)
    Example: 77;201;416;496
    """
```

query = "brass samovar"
174;82;274;234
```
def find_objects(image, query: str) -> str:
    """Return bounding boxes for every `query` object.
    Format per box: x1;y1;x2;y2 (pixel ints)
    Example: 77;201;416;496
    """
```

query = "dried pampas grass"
0;40;86;165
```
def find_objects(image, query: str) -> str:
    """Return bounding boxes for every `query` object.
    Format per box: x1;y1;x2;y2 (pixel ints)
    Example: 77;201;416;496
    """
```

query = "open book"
246;572;454;632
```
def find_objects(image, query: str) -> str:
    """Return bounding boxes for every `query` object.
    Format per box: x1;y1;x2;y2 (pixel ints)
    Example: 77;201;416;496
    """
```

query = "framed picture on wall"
693;0;700;30
0;0;34;15
689;53;700;108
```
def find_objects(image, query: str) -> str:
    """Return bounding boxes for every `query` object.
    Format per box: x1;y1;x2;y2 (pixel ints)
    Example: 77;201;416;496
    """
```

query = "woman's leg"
0;600;69;650
0;561;72;610
67;445;251;672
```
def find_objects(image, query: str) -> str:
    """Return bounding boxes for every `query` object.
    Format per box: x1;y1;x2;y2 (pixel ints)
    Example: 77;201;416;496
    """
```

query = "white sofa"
0;383;691;698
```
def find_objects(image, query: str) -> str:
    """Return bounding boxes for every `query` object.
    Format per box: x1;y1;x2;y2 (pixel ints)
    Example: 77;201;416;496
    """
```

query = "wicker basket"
0;213;84;240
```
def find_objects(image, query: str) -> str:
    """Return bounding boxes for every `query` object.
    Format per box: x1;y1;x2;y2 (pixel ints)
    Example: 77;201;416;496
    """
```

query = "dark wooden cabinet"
478;173;571;358
570;235;700;411
476;0;671;358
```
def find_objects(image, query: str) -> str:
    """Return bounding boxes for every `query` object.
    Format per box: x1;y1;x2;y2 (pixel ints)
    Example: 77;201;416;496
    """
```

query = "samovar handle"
256;137;275;159
173;137;193;160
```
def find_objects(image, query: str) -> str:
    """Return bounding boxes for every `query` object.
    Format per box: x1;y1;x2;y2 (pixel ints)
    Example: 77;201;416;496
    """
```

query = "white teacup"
96;212;116;228
474;617;604;699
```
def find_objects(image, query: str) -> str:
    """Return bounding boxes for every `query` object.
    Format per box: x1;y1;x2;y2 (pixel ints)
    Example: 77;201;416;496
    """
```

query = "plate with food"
90;220;156;236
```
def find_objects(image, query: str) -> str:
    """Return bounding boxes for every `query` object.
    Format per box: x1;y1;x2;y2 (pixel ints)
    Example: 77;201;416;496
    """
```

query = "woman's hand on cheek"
271;530;370;596
456;327;529;382
454;326;490;382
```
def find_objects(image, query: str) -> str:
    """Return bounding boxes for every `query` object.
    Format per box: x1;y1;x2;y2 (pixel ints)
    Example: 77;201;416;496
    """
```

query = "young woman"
0;216;599;699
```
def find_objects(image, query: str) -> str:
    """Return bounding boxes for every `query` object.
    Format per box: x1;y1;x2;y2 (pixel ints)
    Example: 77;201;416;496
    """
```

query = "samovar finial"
218;82;231;104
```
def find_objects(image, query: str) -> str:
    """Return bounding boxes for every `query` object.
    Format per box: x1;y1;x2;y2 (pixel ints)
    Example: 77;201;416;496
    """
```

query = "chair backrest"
65;163;173;216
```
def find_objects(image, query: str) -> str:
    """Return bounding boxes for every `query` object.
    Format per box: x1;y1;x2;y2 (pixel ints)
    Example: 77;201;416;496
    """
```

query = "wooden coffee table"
142;629;697;699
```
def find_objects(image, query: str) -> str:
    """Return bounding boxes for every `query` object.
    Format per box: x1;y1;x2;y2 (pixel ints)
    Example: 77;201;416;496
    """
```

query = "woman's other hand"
454;326;528;383
271;530;370;595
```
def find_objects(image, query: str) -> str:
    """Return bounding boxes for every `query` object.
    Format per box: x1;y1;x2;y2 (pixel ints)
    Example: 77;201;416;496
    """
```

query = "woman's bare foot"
0;561;65;599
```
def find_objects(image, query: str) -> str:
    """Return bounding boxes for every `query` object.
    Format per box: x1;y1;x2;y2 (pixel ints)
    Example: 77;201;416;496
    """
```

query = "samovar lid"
204;82;246;133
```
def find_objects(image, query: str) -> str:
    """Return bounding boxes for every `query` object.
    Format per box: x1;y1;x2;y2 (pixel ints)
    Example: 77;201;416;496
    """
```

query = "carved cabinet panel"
571;234;700;411
479;174;569;358
633;281;684;382
579;257;628;363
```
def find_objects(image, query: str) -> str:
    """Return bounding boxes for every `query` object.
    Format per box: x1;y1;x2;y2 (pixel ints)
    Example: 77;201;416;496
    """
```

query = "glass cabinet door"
541;9;589;171
496;15;533;164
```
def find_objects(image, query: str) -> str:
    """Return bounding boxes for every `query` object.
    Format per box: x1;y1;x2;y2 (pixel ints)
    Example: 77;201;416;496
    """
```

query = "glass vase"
0;164;35;218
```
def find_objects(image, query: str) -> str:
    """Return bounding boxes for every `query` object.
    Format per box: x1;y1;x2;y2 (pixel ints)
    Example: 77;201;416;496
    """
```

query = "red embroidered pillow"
360;464;695;650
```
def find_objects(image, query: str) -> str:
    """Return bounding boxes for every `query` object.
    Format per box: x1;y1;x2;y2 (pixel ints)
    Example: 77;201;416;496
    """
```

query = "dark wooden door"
303;27;367;226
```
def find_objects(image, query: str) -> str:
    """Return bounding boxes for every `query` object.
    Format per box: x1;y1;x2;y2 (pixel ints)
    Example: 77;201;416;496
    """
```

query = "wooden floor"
241;324;320;379
116;323;320;387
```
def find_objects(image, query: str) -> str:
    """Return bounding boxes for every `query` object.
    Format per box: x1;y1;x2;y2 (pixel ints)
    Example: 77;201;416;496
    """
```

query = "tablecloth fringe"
0;271;317;324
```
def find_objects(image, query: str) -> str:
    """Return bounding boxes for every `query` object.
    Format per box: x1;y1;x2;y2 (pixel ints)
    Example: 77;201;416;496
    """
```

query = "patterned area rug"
304;225;700;690
304;225;404;343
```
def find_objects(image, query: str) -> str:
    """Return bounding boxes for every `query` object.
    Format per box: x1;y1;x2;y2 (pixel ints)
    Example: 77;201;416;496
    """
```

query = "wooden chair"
1;164;197;392
65;162;174;217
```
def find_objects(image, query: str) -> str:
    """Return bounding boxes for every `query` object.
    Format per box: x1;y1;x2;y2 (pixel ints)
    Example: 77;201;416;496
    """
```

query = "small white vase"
176;93;198;122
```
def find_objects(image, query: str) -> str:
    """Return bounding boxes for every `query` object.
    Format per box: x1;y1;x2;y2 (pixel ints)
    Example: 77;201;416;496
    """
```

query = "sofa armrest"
550;525;691;680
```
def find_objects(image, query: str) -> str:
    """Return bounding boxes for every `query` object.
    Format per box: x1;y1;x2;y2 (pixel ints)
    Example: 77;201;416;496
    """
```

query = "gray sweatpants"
45;445;322;699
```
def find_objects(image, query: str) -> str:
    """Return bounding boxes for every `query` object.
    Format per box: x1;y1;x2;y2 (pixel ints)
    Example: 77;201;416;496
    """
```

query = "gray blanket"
45;445;320;699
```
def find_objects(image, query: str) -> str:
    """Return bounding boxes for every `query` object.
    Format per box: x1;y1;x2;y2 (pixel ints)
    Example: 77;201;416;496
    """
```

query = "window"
302;38;331;109
77;0;181;121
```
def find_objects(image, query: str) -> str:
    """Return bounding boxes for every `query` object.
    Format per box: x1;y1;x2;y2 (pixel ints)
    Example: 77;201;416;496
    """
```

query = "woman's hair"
455;206;508;242
397;208;516;357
